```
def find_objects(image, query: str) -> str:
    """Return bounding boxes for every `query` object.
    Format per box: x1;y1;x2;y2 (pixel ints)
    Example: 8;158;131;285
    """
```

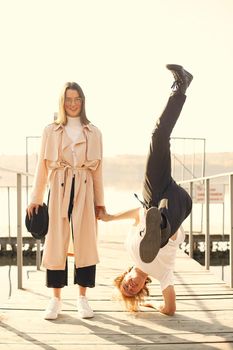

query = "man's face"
120;269;146;297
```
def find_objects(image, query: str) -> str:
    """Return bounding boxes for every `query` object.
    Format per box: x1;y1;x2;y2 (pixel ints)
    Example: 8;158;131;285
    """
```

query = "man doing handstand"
101;64;193;315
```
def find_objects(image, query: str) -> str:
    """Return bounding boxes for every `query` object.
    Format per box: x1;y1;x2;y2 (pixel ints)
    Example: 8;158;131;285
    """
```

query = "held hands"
95;206;115;221
96;207;141;223
99;213;114;221
95;206;107;220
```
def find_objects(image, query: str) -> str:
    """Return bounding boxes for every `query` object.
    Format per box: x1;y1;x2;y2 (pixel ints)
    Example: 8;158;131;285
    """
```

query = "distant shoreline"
0;152;233;188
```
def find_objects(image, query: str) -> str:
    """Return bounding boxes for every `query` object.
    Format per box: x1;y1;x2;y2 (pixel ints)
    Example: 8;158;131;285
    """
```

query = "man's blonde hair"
113;267;152;312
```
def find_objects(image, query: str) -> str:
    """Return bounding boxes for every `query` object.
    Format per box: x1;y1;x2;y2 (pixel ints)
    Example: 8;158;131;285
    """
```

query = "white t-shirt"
125;209;185;291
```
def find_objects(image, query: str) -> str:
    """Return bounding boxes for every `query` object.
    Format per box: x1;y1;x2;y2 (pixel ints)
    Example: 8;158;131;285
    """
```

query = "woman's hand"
95;206;107;220
26;203;40;219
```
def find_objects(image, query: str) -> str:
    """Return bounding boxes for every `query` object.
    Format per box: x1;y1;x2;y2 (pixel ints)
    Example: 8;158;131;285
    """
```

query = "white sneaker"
77;296;94;319
44;297;62;320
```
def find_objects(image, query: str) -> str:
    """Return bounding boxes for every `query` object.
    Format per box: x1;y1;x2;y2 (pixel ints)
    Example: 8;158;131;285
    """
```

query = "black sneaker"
166;64;193;95
139;207;161;263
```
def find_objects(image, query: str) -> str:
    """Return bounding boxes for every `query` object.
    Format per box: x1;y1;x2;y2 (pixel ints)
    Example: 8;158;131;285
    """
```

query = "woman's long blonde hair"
114;267;152;312
55;82;90;125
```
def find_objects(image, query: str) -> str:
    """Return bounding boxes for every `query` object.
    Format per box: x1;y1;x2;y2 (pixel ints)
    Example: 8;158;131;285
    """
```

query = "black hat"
25;203;49;240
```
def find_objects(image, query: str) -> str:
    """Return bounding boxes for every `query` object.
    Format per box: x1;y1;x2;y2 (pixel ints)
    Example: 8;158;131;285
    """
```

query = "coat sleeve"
91;131;105;206
30;127;49;204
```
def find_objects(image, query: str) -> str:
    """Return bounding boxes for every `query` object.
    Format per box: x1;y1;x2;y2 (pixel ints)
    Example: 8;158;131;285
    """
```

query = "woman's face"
64;89;82;118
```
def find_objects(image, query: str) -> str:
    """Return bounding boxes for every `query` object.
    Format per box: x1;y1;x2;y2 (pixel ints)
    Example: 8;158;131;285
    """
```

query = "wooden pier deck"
1;224;233;349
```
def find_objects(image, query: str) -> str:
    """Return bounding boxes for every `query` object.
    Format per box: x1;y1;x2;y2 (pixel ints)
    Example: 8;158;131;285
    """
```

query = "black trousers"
46;177;96;288
142;93;192;238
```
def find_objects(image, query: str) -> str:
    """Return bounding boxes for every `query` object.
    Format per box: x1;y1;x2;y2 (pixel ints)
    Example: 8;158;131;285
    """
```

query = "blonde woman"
102;65;193;315
27;82;106;320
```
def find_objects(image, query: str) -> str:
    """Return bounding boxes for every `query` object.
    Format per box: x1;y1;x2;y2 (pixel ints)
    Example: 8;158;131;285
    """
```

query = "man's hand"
100;213;114;221
157;303;174;316
160;285;176;315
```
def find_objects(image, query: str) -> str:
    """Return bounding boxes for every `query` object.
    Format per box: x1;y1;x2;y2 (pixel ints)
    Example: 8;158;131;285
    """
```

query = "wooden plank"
0;346;231;350
2;297;233;313
1;321;233;346
2;307;233;326
1;307;233;340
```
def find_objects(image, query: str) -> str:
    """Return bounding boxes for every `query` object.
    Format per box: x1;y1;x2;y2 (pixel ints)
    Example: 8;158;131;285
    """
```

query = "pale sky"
0;0;233;158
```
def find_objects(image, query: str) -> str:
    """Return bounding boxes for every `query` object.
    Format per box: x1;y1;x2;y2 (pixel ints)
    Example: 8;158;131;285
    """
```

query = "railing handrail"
0;166;34;177
178;171;233;184
2;166;233;289
177;171;233;289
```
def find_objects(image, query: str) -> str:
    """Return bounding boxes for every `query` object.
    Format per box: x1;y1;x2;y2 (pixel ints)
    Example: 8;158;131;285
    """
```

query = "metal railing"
179;172;233;288
1;166;233;289
0;166;41;289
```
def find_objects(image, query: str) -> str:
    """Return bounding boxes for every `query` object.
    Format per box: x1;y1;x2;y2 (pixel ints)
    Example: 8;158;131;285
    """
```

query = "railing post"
205;179;210;270
26;137;29;205
7;187;11;236
36;240;41;270
17;173;23;289
189;181;193;258
229;174;233;288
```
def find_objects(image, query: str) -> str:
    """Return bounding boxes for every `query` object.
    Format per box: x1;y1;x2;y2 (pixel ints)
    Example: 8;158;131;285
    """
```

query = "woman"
27;82;106;320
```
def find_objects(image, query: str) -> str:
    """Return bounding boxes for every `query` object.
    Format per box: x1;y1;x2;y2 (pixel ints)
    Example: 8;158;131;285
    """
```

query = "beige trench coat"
30;122;104;270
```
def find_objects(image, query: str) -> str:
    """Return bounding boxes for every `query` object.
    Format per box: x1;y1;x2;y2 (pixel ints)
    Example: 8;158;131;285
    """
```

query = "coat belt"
50;162;89;218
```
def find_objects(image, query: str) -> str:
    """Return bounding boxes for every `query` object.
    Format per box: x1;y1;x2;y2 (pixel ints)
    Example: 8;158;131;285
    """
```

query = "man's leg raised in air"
140;64;193;263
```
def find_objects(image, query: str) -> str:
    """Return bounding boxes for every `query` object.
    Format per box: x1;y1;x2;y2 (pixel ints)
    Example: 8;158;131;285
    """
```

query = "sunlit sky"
0;0;233;158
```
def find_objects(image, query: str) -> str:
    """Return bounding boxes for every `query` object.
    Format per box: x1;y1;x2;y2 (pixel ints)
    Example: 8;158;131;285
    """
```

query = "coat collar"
52;122;92;151
54;122;92;132
52;122;95;151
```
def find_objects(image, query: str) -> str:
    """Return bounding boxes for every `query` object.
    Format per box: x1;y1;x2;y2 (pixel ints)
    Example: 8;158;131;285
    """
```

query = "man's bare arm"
158;285;176;316
100;208;141;225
